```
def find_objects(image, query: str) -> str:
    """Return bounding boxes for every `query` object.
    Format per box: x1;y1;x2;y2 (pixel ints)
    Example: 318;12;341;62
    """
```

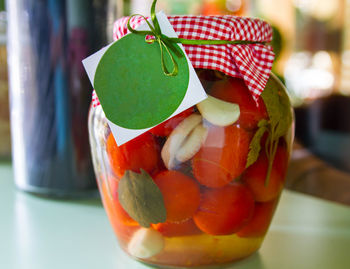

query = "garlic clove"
197;95;240;127
161;114;202;169
128;228;164;259
175;124;208;163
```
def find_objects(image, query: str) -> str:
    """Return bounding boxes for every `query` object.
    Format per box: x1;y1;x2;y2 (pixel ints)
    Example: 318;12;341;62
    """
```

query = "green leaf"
262;75;292;139
246;120;268;168
261;75;292;185
118;169;167;228
264;139;279;186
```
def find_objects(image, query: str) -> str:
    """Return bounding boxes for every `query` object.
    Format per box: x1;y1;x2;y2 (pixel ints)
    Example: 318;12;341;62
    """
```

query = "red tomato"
149;108;193;137
153;170;201;222
210;77;268;130
106;132;160;178
192;124;251;188
237;198;278;238
152;218;202;237
242;145;288;202
193;183;255;235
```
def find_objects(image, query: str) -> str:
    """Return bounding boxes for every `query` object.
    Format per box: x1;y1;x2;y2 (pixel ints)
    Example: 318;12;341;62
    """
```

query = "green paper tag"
83;12;207;145
94;33;189;130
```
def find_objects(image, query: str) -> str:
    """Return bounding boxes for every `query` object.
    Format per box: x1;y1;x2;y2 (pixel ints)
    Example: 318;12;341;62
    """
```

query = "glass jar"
88;69;293;268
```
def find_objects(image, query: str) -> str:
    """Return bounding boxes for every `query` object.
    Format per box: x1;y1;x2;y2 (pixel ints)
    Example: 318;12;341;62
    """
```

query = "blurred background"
1;0;350;203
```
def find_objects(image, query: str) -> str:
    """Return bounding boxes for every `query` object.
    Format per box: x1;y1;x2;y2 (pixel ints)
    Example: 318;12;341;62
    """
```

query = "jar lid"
113;15;275;102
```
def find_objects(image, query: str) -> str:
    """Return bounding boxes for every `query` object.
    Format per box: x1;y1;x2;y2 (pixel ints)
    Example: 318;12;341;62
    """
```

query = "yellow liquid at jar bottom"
122;232;264;268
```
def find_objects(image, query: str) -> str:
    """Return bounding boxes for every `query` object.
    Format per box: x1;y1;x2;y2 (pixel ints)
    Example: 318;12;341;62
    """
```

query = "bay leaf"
118;169;166;228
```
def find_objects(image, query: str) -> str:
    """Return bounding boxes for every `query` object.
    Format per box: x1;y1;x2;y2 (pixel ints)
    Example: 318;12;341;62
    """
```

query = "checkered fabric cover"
93;15;274;107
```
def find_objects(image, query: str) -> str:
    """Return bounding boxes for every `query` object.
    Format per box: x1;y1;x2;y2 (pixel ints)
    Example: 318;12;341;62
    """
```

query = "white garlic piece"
197;95;240;127
161;114;202;169
128;228;164;259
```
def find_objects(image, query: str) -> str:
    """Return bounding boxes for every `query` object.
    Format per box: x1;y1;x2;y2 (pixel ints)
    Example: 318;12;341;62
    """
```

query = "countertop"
1;163;350;269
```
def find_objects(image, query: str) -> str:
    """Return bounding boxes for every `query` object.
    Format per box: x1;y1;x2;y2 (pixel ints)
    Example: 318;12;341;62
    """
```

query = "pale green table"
1;163;350;269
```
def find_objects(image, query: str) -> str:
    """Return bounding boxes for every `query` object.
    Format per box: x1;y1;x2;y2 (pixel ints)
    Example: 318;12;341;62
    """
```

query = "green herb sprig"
246;75;292;185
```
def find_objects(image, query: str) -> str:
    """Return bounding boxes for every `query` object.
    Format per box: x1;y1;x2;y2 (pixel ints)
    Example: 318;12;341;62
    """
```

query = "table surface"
1;163;350;269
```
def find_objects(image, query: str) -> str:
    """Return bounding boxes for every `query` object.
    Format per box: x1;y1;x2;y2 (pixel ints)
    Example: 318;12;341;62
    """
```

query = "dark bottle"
6;0;120;197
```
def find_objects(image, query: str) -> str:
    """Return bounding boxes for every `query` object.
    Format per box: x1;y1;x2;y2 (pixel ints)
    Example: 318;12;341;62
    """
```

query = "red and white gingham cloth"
92;15;274;107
